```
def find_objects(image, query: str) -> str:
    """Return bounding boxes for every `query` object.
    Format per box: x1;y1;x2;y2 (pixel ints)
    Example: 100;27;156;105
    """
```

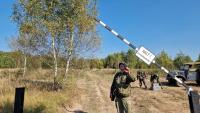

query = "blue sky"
0;0;18;51
0;0;200;60
97;0;200;60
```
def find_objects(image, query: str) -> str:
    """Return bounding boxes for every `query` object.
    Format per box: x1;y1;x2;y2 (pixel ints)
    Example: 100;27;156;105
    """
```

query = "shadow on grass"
1;100;46;113
64;109;88;113
62;104;87;113
160;81;170;86
24;103;46;113
185;82;200;87
160;81;180;87
73;110;88;113
161;81;200;87
1;100;13;113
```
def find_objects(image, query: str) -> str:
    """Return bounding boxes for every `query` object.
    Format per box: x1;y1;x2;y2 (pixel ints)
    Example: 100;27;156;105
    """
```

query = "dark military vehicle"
167;62;200;86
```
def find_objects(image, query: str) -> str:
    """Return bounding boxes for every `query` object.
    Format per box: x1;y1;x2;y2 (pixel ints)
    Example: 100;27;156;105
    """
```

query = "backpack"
115;72;131;97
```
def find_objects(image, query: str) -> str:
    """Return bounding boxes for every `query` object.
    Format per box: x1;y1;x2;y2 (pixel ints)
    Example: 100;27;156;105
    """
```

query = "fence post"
14;87;25;113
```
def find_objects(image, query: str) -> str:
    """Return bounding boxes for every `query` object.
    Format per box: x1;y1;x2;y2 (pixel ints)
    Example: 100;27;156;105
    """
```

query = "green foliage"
156;50;174;69
135;61;148;69
0;53;16;68
69;57;87;69
9;51;24;68
12;0;100;79
89;59;104;69
173;52;193;69
40;56;53;69
104;52;124;68
103;49;149;69
126;49;137;68
0;50;197;70
27;56;41;69
196;54;200;62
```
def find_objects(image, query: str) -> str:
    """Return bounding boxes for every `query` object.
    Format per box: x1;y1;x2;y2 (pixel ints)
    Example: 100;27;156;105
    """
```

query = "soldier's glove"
110;94;114;101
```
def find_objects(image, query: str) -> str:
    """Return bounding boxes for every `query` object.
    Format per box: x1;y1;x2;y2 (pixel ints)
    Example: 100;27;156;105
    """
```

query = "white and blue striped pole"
94;18;192;91
94;18;137;50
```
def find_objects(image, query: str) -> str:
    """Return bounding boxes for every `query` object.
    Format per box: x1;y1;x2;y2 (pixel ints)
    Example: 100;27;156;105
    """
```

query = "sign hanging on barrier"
136;46;155;65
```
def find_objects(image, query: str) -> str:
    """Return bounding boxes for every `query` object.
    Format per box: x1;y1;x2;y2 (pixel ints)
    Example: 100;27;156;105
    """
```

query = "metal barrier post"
188;91;200;113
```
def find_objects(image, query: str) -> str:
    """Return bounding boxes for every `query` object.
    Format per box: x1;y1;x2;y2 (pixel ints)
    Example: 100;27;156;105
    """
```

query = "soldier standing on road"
110;62;135;113
150;73;163;90
137;67;147;89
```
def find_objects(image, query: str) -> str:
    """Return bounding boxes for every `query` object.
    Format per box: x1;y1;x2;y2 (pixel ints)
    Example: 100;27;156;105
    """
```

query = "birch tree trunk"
23;55;27;77
64;32;74;79
52;37;58;85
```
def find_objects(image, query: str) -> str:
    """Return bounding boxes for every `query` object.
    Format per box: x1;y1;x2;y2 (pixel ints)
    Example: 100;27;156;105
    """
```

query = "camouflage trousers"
139;79;147;89
115;97;132;113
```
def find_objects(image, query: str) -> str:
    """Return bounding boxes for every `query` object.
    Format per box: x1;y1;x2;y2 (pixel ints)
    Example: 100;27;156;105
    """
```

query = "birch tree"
57;0;99;78
12;2;44;77
12;0;100;84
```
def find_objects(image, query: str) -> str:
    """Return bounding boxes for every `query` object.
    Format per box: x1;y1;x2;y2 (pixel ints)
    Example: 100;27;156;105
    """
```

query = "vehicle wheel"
196;80;200;85
168;79;176;86
176;77;185;87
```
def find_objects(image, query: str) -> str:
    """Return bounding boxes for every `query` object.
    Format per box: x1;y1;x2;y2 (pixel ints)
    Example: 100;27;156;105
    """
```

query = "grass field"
0;69;200;113
0;69;84;113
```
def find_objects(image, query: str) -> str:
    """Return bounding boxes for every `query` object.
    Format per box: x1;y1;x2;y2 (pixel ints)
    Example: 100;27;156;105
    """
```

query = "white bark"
52;37;58;84
23;55;27;77
64;33;74;79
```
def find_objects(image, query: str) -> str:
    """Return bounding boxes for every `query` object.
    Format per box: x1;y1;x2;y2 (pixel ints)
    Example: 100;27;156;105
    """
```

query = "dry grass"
1;68;195;113
0;69;83;113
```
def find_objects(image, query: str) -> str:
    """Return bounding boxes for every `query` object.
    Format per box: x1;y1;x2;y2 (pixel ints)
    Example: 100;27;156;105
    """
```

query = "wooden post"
14;87;25;113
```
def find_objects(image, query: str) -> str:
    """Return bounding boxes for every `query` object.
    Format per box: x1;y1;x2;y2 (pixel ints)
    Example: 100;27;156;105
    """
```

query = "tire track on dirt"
67;71;116;113
86;71;117;113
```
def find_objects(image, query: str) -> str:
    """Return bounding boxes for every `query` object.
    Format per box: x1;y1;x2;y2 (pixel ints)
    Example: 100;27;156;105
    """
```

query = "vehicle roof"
184;62;200;65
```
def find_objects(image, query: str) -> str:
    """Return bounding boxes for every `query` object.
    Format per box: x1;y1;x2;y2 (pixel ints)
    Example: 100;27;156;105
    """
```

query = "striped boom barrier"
94;18;200;113
94;18;190;90
95;18;136;50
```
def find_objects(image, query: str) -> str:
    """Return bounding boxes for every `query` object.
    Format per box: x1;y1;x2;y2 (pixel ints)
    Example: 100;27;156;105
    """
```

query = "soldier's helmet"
119;62;127;68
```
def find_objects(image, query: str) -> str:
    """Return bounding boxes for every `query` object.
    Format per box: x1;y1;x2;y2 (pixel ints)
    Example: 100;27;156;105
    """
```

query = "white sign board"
136;46;155;65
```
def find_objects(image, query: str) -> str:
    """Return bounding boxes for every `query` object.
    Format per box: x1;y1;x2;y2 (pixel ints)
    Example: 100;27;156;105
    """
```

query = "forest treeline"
0;50;199;70
1;0;199;85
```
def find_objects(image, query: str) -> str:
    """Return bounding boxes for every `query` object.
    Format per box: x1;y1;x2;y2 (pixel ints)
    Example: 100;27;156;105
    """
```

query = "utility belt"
115;84;131;98
139;77;145;80
115;93;129;98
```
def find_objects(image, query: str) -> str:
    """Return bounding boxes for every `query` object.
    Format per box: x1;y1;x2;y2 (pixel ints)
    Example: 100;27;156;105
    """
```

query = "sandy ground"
63;70;200;113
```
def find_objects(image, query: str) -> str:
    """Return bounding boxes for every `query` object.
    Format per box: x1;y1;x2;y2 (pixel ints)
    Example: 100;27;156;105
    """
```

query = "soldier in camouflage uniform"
110;63;135;113
150;73;163;90
137;67;147;89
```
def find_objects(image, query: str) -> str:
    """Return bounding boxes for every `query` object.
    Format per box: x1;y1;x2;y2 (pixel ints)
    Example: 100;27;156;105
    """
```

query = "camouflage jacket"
137;70;146;80
110;71;135;98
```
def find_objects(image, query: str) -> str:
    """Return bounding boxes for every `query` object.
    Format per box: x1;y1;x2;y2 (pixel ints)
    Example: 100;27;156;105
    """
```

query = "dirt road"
64;70;200;113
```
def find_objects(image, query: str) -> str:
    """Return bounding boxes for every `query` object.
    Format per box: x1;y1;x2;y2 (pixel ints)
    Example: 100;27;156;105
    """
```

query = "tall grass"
0;69;82;113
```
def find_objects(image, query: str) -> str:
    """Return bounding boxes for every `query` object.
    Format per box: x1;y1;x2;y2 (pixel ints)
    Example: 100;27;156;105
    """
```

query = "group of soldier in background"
136;66;163;89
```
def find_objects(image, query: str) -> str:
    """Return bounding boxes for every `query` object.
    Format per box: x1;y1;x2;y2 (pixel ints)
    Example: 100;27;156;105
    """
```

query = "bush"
0;56;16;68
